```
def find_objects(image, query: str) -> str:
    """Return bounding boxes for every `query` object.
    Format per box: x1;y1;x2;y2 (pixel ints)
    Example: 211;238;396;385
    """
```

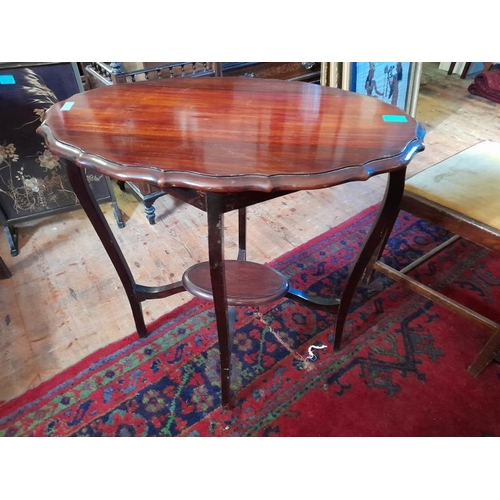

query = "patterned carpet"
1;204;499;436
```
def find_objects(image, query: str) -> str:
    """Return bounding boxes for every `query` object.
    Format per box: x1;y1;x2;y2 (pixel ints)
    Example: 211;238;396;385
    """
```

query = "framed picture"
340;62;422;117
0;62;122;255
320;62;342;88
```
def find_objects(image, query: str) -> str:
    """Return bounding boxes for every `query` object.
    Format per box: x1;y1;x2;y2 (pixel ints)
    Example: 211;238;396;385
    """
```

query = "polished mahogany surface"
38;78;424;192
182;260;289;306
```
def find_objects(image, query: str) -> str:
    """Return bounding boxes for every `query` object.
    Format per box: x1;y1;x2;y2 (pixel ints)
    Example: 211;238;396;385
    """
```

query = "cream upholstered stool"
374;141;500;376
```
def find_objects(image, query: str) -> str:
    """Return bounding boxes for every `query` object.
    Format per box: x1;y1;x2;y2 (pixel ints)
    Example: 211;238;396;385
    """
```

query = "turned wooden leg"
334;169;406;349
66;161;148;338
144;199;157;225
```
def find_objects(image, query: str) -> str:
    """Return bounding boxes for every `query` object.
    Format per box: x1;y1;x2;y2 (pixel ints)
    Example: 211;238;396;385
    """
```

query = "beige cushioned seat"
405;141;500;230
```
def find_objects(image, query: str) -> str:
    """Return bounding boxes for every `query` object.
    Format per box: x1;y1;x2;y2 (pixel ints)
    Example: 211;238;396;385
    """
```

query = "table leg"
334;169;406;349
3;226;18;256
206;193;232;407
104;176;125;229
360;175;406;285
238;207;247;261
66;161;148;338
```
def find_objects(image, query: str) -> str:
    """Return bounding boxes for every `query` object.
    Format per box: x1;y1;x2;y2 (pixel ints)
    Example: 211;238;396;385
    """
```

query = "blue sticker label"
61;101;75;111
0;74;16;84
383;115;408;123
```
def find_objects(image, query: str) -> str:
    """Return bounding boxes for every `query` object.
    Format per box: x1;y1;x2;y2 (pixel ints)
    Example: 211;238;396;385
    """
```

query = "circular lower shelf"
182;260;289;306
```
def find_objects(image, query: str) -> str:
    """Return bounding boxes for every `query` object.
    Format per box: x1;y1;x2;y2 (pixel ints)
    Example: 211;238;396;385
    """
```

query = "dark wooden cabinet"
84;62;321;88
83;62;322;224
222;62;321;82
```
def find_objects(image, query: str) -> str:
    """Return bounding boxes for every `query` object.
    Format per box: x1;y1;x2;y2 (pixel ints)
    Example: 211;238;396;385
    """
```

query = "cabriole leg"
334;169;406;349
66;161;148;338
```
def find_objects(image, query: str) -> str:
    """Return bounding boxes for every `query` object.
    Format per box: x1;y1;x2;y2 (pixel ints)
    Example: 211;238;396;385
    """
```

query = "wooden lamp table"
37;78;425;407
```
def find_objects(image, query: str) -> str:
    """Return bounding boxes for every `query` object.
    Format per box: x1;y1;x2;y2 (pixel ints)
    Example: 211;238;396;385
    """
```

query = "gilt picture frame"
340;62;422;117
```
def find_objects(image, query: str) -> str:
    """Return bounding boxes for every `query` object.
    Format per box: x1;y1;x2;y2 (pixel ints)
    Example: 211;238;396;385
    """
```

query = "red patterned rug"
1;204;499;436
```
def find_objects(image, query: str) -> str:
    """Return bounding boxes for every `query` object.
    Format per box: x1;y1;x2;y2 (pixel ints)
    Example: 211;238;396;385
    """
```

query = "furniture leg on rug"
374;141;500;376
333;169;406;349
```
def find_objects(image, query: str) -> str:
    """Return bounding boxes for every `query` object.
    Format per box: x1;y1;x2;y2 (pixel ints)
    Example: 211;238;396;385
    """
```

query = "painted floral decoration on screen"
0;69;79;214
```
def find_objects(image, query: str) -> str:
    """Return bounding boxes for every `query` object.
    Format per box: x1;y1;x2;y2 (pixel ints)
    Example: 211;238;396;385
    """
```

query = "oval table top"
38;77;425;193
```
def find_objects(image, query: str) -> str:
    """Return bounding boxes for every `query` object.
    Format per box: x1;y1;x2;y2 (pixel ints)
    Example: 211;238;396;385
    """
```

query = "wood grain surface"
38;78;424;192
1;63;499;401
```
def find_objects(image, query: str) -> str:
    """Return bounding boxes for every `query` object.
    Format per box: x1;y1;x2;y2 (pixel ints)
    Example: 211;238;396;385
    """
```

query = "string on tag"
306;344;328;361
253;311;327;370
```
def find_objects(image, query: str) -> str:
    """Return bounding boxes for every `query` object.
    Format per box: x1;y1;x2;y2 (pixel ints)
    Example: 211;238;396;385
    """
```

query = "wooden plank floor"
1;63;499;402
